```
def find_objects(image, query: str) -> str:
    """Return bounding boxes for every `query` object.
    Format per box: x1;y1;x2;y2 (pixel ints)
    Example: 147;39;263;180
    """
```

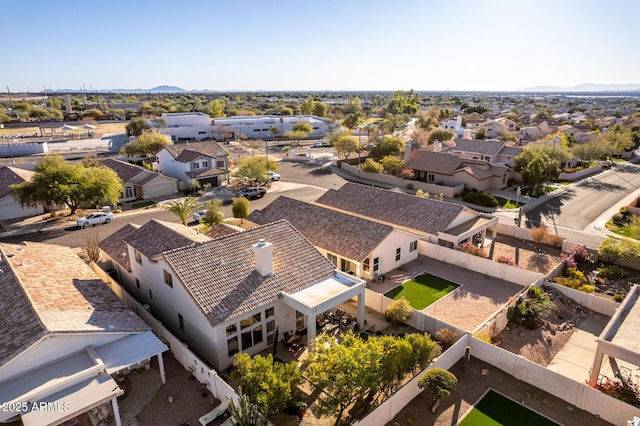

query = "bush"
458;241;487;258
495;255;516;266
614;293;625;303
598;265;629;280
385;297;412;325
555;277;584;289
529;224;549;244
462;191;499;207
612;213;625;225
435;328;459;350
564;267;587;282
578;284;595;293
361;158;383;173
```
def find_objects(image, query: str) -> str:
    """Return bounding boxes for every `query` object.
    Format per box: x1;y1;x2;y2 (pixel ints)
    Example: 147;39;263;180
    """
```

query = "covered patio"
280;271;366;350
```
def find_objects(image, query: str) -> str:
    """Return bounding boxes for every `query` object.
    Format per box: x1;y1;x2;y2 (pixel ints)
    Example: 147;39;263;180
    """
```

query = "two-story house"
155;141;230;189
99;219;366;370
248;196;420;280
442;138;523;168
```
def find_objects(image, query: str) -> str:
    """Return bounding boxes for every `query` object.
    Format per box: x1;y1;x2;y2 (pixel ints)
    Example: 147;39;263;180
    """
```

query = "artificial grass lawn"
384;272;458;310
458;390;558;426
606;221;636;238
494;197;518;209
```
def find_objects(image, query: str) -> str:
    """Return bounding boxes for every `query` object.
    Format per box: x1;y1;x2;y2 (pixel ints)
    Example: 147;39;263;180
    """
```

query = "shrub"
578;284;595;293
406;183;414;190
529;224;549;244
612;213;625;225
400;167;415;179
614;293;625;303
556;277;584;289
435;328;459;350
405;419;414;426
473;332;492;343
361;158;383;173
418;368;458;400
598;265;628;280
495;255;516;266
385;297;412;325
564;267;587;282
458;241;487;258
462;191;499;207
593;377;640;407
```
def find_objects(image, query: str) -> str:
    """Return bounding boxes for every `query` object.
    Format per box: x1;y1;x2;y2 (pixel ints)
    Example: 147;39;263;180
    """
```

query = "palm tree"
163;197;198;225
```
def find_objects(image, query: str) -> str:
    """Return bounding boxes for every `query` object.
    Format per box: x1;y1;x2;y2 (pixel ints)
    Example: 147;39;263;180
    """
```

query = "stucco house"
248;196;420;280
99;219;366;371
405;150;511;191
0;242;167;426
315;182;499;249
441;138;523;168
0;166;44;220
155;141;230;189
99;158;178;202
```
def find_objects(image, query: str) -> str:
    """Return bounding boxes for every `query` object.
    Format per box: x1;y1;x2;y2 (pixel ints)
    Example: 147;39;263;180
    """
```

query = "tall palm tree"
163;197;198;225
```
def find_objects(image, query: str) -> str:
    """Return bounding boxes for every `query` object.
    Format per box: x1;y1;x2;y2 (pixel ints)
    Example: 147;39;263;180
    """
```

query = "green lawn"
384;273;459;310
131;200;157;209
606;221;637;238
494;197;518;209
459;390;558;426
553;180;573;186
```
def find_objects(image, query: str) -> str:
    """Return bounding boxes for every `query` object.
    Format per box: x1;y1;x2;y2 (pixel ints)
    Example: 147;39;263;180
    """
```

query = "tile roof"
99;224;140;272
248;196;395;262
163;220;336;326
315;182;465;235
204;223;242;239
164;141;229;163
124;219;210;261
450;138;506;155
186;168;228;178
0;242;149;367
99;158;145;183
0;166;34;199
499;146;523;156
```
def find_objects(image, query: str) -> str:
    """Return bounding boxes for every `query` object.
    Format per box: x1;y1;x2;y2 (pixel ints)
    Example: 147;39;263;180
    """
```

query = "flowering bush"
400;167;415;179
495;255;517;267
591;377;640;407
561;244;592;268
458;242;487;258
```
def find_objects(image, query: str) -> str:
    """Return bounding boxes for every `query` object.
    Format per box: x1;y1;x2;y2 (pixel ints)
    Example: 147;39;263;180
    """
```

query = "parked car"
193;209;224;222
312;142;323;148
77;212;114;228
236;187;266;199
268;170;281;181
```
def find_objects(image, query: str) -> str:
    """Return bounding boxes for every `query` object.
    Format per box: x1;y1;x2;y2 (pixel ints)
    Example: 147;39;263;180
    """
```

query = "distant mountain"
149;85;186;93
522;83;640;92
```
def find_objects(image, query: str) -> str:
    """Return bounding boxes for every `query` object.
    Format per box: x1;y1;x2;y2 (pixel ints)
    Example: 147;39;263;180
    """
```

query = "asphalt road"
525;163;640;232
0;160;343;248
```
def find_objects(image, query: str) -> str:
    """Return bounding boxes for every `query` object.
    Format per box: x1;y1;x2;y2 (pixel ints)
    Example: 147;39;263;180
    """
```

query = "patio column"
357;293;365;329
307;314;316;350
157;353;166;384
491;225;497;239
111;396;122;426
589;346;605;384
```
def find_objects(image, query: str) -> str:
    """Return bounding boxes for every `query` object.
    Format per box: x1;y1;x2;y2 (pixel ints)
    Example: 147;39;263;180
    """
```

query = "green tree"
209;99;227;118
232;353;302;417
300;96;316;115
428;129;455;144
0;112;10;124
232;197;250;224
598;237;640;263
324;129;351;146
384;297;412;324
370;136;404;159
236;155;278;182
361;158;383;173
333;135;359;159
313;102;328;118
387;90;420;115
120;131;171;157
162;197;199;225
306;333;383;424
514;150;558;192
10;155;122;215
200;199;224;227
269;126;280;142
376;336;414;397
293;122;313;134
342;111;364;130
82;108;103;120
497;132;518;142
125;117;150;137
29;106;49;119
46;97;64;110
474;128;487;140
380;155;404;176
405;333;441;375
418;368;457;413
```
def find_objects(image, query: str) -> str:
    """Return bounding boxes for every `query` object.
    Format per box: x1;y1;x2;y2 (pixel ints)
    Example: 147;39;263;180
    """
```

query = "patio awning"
20;375;122;426
281;272;366;315
95;330;168;374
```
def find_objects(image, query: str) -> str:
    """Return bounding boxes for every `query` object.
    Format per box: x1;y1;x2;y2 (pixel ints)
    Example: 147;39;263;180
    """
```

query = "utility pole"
7;86;14;109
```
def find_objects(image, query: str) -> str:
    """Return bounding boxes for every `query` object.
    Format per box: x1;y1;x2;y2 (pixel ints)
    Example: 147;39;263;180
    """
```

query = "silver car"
77;212;114;228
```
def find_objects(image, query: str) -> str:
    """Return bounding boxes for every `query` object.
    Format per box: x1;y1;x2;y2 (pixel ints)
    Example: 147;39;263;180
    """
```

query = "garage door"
144;181;177;199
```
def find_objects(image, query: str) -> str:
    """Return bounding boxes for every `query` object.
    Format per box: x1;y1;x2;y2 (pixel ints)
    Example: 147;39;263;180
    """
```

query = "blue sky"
5;0;640;91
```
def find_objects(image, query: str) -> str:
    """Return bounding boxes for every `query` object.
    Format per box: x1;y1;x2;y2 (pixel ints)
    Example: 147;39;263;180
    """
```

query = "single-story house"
100;158;178;202
248;196;420;279
0;166;44;220
0;242;167;426
315;182;499;249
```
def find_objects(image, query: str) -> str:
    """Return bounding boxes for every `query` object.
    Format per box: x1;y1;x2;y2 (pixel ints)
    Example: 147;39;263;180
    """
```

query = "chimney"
463;128;472;139
252;239;273;277
404;142;412;163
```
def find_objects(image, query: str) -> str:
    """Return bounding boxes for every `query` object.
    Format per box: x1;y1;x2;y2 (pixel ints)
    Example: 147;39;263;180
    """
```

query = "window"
265;307;275;318
193;162;200;169
202;161;208;168
125;187;135;199
427;173;435;182
396;248;401;262
198;131;206;134
266;320;276;345
363;258;370;272
253;129;261;132
178;313;184;332
241;313;261;329
163;270;173;287
340;258;351;272
134;250;142;264
409;241;418;252
216;160;225;168
227;336;239;357
135;278;140;289
373;257;380;272
149;289;153;300
226;324;237;336
327;253;337;266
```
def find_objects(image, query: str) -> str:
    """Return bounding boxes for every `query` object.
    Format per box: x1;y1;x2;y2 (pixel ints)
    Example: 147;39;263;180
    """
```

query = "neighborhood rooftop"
123;219;210;261
315;182;468;235
406;151;509;180
99;223;141;272
0;242;149;367
248;196;396;262
0;166;34;199
162;220;337;326
163;141;229;163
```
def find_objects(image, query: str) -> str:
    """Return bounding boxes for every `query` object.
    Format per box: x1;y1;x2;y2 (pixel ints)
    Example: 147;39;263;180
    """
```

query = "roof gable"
163;141;229;163
248;196;395;262
124;219;210;260
163;220;336;326
99;158;145;183
99;224;141;272
0;166;34;199
315;183;465;235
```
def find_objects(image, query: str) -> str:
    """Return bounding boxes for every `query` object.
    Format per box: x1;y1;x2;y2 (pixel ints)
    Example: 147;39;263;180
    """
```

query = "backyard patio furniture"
199;398;231;426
